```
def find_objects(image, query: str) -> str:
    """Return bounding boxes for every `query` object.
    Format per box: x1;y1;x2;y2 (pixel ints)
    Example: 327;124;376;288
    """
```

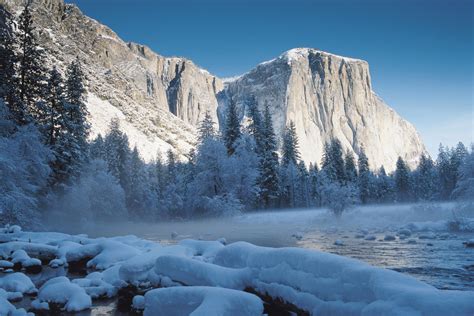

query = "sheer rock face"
220;49;426;171
1;0;426;169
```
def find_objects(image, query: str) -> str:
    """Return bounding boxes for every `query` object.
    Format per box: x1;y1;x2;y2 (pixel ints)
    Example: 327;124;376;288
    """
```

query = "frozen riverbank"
0;223;473;315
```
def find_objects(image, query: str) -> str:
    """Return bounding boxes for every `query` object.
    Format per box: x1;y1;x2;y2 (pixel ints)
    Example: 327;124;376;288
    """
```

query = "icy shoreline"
0;226;473;315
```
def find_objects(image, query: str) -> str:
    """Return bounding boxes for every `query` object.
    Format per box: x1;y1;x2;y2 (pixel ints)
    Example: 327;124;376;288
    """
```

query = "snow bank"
143;286;264;316
213;242;474;315
34;276;92;312
0;226;473;315
154;255;250;289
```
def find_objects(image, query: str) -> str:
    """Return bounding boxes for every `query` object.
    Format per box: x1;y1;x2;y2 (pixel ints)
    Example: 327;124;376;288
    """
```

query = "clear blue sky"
67;0;473;156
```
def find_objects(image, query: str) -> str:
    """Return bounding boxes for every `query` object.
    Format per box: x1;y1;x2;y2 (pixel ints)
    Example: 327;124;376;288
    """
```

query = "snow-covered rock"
0;289;32;316
0;273;36;294
154;255;251;289
34;276;92;312
0;228;473;315
213;242;474;315
143;286;264;316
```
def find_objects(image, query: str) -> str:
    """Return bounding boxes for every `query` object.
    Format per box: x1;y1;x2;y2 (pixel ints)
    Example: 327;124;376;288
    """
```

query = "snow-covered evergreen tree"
414;154;436;201
89;134;106;160
246;97;264;152
225;134;259;209
344;151;357;183
256;103;280;208
308;163;322;207
0;102;52;227
104;118;131;191
452;145;474;200
295;161;311;208
358;147;370;204
223;99;241;155
395;156;410;202
374;166;394;203
64;58;90;170
198;110;216;142
321;139;345;183
128;146;156;218
280;162;299;208
281;121;300;166
17;4;46;123
0;11;20;126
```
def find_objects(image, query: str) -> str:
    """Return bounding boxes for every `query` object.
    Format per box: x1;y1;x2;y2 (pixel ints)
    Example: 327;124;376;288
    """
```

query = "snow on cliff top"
256;48;366;68
282;47;366;63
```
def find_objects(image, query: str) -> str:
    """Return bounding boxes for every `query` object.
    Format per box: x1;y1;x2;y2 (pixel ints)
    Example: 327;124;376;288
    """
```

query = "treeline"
1;5;473;227
0;5;90;226
83;98;473;221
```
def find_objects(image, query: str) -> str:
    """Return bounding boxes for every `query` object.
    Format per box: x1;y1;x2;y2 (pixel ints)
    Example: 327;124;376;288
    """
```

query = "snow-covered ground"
1;203;474;315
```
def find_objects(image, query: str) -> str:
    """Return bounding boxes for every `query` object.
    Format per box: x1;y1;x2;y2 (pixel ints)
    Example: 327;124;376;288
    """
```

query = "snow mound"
34;276;92;312
143;286;264;316
0;273;36;294
0;289;32;316
154;255;251;289
213;242;474;315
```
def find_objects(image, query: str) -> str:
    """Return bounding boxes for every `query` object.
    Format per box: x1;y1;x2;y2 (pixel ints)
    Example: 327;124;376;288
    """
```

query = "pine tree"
452;145;474;200
247;96;263;152
198;110;216;142
256;103;280;208
42;66;64;146
344;151;357;183
17;4;46;122
128;146;152;217
375;166;394;203
0;9;20;124
415;154;436;201
223;99;241;155
65;57;90;164
309;163;322;207
358;147;370;203
296;161;310;207
104;118;131;191
43;66;72;185
322;139;345;183
395;156;410;202
437;144;457;199
90;134;106;160
450;142;469;193
281;121;300;166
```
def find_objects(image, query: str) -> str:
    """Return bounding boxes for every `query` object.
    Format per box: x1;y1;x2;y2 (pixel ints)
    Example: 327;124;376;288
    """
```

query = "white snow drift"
0;226;473;315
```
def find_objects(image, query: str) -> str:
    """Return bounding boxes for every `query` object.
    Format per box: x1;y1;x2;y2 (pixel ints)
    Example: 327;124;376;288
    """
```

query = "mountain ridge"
0;0;427;170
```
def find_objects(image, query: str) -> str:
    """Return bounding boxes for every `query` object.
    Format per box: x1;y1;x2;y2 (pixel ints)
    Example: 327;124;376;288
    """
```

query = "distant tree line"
0;5;473;227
